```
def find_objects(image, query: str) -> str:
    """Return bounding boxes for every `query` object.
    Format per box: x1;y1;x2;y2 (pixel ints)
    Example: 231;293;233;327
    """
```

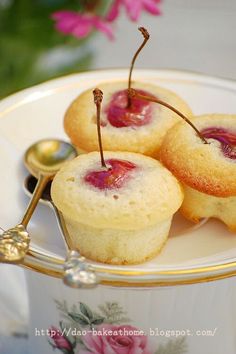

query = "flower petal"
52;11;83;35
143;0;162;15
125;0;143;21
93;17;114;40
51;10;76;21
52;11;113;40
71;18;92;38
106;0;121;22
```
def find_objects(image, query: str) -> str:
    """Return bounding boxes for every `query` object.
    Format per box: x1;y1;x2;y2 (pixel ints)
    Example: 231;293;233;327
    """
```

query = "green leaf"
54;299;69;314
98;302;130;324
48;340;56;349
61;349;74;354
79;302;94;321
68;312;90;327
91;316;105;325
59;320;65;331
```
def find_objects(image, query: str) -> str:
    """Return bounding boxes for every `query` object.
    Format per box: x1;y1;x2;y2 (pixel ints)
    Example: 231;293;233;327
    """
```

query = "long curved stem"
93;88;107;168
129;89;208;144
127;27;150;107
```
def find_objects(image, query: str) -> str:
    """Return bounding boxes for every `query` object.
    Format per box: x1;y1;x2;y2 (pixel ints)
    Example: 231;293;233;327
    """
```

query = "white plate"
0;69;236;284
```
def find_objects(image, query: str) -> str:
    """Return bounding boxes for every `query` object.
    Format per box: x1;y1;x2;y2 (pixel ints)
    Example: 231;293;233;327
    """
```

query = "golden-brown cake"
160;114;236;231
64;81;192;158
180;185;236;232
51;151;183;264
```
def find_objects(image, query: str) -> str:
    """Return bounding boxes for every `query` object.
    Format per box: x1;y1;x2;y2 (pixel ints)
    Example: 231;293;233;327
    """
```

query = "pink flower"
107;0;161;22
52;11;114;40
49;326;73;352
79;324;151;354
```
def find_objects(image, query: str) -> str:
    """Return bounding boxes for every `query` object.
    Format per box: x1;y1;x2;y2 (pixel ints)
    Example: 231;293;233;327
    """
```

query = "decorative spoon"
24;175;99;288
0;139;76;263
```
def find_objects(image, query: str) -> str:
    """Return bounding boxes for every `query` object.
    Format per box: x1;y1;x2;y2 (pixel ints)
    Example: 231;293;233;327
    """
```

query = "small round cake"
51;151;183;264
160;114;236;231
64;81;192;158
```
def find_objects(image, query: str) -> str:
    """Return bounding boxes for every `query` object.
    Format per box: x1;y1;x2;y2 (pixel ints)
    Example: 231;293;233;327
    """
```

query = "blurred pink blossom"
107;0;161;22
52;11;114;40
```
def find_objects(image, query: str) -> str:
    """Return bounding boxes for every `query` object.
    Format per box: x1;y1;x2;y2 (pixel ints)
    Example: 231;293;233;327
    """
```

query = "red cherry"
202;127;236;160
105;89;156;128
84;159;137;190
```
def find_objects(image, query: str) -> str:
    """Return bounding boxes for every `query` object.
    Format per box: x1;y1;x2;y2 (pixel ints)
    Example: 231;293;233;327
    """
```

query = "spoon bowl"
25;139;77;178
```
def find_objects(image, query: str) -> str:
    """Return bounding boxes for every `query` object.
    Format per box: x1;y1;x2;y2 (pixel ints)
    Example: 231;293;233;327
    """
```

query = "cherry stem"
127;27;150;108
129;89;208;144
93;88;107;168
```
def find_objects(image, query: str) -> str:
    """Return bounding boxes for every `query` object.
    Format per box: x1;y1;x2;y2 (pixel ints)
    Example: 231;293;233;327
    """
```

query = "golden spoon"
0;139;77;263
23;175;99;288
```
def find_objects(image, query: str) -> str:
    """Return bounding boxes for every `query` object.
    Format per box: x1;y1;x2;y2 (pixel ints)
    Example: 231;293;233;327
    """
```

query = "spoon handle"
21;175;49;227
50;202;72;251
50;202;99;288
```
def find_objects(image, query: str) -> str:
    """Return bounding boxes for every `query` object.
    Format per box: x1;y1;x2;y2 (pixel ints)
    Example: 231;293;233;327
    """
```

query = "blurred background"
0;0;236;98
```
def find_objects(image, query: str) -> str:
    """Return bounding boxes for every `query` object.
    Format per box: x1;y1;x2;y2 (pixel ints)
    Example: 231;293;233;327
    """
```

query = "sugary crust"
51;151;183;230
64;81;192;157
160;114;236;197
181;185;236;233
